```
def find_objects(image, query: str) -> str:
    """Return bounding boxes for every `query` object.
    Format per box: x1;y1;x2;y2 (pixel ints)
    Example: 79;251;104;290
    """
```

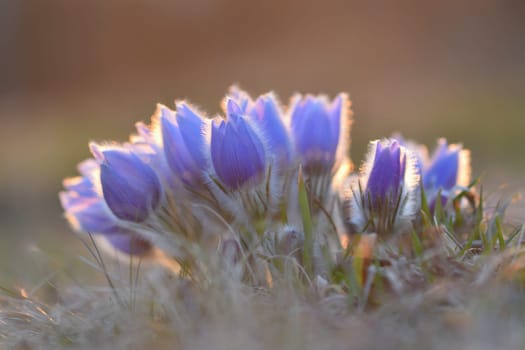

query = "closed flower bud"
392;133;428;173
60;159;153;256
290;93;351;172
366;140;405;209
227;86;292;168
160;103;209;186
345;139;420;234
211;99;266;190
91;143;162;223
394;136;471;210
60;159;122;234
423;138;471;196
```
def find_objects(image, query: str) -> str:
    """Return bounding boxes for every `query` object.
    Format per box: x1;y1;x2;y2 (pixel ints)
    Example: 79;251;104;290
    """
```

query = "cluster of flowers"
60;86;471;265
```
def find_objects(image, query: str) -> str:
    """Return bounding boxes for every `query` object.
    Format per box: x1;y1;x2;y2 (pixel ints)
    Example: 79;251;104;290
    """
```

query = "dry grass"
3;223;525;350
3;163;525;349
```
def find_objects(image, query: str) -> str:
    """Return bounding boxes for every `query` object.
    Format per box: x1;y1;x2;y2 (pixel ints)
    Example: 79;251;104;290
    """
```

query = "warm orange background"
1;0;524;281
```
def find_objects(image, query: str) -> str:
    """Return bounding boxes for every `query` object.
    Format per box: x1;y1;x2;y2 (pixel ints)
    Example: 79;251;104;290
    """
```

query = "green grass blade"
298;167;314;277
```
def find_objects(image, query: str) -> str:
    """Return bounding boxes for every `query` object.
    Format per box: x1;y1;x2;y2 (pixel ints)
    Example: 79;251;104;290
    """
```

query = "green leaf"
495;216;505;250
476;186;484;227
434;189;445;223
411;230;424;257
298;166;314;277
420;184;431;219
505;225;523;246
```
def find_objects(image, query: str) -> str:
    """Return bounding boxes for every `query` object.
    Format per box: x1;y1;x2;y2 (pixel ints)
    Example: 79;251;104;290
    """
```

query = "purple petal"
97;146;161;222
60;192;124;234
366;141;403;208
250;94;291;166
161;104;207;185
227;86;253;113
290;95;340;170
423;140;459;191
225;98;244;117
211;116;266;189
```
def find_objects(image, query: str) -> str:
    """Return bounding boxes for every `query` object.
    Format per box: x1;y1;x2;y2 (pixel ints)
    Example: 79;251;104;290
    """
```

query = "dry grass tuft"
3;238;525;350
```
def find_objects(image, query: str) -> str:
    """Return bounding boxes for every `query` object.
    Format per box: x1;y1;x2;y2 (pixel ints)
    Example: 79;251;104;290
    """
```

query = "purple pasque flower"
60;159;122;234
91;143;162;223
365;140;406;209
290;93;350;172
226;85;252;112
129;108;188;194
59;159;153;255
227;86;292;168
159;102;209;186
211;99;266;190
393;135;471;209
391;133;428;173
345;139;420;234
423;138;471;195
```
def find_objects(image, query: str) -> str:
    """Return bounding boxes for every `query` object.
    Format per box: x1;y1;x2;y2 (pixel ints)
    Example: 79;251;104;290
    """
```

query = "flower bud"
366;140;405;209
394;136;471;210
60;159;122;234
91;144;162;222
423;138;471;195
227;87;292;168
160;103;209;186
345;139;420;234
290;93;350;172
211;99;266;190
60;159;153;256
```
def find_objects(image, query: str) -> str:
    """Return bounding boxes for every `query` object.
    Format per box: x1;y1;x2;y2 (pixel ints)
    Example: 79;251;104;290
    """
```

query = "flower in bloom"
211;99;266;190
290;93;351;172
345;139;420;234
59;159;153;255
159;103;209;186
91;143;162;223
227;86;292;169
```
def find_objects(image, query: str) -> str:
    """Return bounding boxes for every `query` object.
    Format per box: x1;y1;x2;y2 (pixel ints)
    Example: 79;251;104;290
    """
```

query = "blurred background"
1;0;525;283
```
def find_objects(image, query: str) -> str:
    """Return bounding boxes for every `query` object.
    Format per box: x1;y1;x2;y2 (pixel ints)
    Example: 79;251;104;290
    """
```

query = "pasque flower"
59;158;153;255
423;139;471;195
290;93;350;172
132;118;169;168
60;159;122;234
345;139;420;234
91;143;162;223
211;99;266;190
394;135;471;210
59;83;483;293
365;140;407;209
227;87;292;168
160;102;209;186
421;139;471;212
